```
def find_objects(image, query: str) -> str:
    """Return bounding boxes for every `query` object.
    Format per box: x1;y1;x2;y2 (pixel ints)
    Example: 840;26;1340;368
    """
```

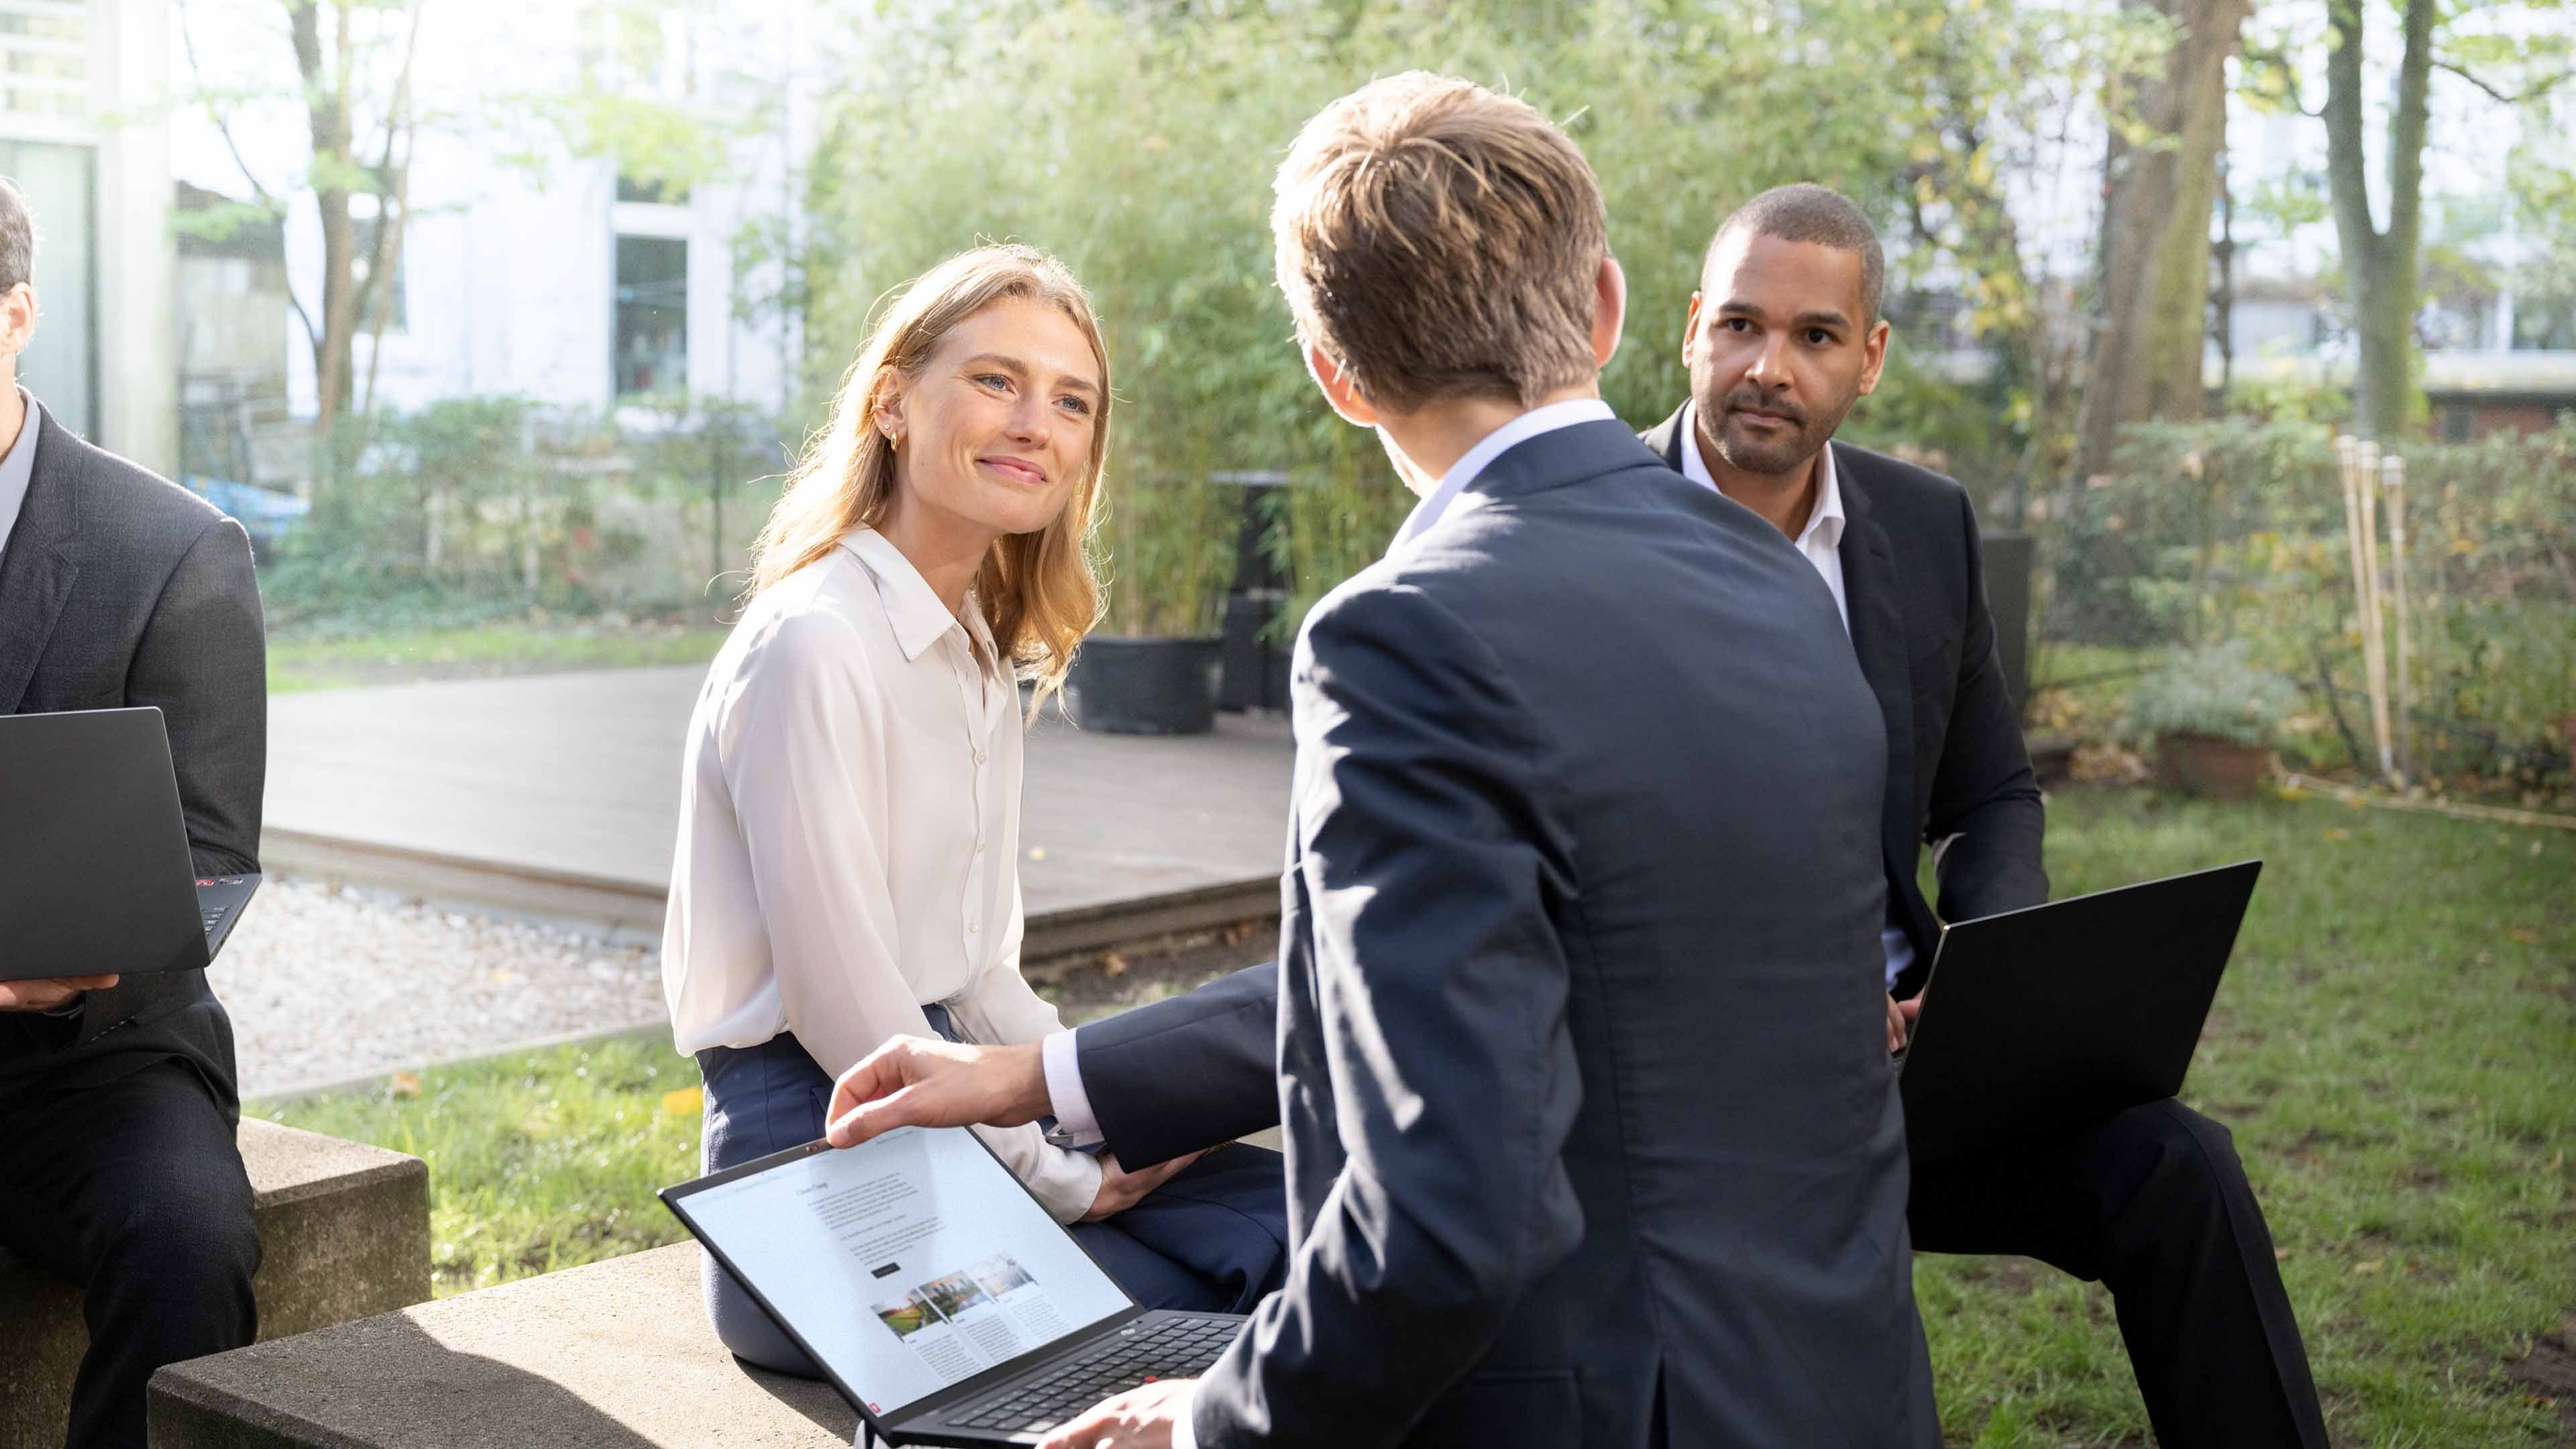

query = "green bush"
262;396;790;631
2045;417;2576;780
2120;641;2300;748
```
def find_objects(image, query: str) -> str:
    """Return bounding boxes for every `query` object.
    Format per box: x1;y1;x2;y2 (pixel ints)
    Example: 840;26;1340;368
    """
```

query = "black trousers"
0;1058;261;1449
1909;1097;2328;1447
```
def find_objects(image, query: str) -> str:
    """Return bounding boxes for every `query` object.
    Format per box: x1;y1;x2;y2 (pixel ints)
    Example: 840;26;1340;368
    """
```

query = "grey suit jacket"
1186;420;1935;1448
0;402;266;1106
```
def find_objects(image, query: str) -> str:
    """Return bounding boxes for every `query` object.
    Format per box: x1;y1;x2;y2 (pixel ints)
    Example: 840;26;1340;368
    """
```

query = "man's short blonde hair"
1271;72;1607;415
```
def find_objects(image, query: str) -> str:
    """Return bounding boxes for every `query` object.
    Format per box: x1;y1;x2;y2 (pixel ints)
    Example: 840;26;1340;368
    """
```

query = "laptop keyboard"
951;1316;1239;1434
197;877;248;941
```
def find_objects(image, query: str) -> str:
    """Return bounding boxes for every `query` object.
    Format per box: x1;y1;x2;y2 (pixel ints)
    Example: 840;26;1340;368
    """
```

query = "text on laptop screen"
678;1126;1132;1418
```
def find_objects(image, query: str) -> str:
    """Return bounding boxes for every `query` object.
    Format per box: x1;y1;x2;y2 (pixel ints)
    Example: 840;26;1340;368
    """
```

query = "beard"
1701;382;1859;476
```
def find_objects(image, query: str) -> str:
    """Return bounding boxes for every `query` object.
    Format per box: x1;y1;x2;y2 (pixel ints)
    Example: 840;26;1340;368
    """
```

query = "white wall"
170;0;812;426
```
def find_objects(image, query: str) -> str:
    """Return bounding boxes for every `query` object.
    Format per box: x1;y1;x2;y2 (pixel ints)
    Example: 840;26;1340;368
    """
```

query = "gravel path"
217;877;668;1101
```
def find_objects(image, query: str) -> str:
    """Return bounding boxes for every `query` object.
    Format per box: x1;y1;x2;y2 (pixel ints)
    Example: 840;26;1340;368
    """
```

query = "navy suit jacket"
1179;419;1934;1448
1073;413;2049;1164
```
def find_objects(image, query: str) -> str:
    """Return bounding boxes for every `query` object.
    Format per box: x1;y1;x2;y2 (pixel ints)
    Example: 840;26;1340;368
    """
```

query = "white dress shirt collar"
0;388;42;567
839;525;993;665
1676;400;1845;557
1389;397;1618;555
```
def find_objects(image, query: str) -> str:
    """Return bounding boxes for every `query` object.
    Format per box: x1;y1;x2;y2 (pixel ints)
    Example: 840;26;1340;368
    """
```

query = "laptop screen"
672;1126;1133;1419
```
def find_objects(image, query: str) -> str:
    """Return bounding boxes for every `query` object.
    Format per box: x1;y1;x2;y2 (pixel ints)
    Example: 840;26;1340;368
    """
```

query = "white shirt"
0;388;40;567
1677;405;1914;986
663;525;1102;1222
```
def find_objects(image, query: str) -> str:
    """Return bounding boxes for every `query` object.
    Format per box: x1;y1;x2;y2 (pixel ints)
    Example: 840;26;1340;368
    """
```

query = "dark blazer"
1074;411;2052;1163
0;401;266;1106
1638;407;2047;996
1187;419;1935;1449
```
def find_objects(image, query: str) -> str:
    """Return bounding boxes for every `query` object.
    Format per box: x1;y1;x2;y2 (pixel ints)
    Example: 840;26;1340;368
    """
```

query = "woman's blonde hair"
750;244;1109;708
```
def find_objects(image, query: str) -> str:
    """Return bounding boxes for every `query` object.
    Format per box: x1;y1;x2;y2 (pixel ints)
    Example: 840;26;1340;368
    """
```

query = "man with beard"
1629;182;2326;1448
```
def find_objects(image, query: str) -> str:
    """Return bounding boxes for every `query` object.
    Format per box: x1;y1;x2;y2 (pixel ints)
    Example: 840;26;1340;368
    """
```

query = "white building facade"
1;0;175;471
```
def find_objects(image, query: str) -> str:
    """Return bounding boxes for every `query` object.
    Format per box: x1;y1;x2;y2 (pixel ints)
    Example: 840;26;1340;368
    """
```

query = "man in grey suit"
0;176;268;1449
833;74;1937;1448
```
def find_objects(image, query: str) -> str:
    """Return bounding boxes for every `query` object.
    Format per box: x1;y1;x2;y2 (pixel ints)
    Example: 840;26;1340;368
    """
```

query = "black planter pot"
1069;635;1224;735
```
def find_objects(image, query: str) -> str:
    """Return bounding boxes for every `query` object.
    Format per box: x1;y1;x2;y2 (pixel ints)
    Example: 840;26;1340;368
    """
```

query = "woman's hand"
1081;1148;1208;1222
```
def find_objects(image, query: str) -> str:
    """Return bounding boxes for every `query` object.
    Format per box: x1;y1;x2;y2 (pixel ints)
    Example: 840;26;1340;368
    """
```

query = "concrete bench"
1;1118;430;1448
151;1242;855;1448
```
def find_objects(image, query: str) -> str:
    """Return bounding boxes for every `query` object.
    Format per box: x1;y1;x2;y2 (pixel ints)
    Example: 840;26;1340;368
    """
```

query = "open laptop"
662;1125;1246;1446
1898;859;2262;1162
0;707;264;981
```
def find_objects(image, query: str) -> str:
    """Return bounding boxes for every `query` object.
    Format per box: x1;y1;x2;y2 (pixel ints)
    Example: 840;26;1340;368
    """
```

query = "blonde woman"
662;245;1286;1374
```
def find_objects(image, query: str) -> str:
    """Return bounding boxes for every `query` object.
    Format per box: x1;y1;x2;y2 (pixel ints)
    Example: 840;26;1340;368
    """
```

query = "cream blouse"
662;525;1100;1222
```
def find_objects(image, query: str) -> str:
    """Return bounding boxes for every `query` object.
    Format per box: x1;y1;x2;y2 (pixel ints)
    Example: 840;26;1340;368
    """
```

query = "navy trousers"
695;1027;1288;1377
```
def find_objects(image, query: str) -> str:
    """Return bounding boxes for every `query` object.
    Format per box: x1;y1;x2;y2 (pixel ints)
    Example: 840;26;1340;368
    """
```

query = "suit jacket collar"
1399;418;1666;555
0;402;81;714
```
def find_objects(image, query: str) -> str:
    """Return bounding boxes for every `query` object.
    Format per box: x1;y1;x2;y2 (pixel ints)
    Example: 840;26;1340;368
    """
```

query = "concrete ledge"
152;1243;853;1448
262;822;1279;963
1;1120;429;1448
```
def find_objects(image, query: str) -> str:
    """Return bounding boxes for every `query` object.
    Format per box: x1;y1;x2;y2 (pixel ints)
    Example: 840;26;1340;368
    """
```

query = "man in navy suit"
828;182;2329;1446
837;77;1937;1449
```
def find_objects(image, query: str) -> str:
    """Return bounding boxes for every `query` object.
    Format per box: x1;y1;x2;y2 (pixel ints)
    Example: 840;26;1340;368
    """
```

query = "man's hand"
1038;1377;1196;1449
0;976;115;1012
1887;994;1923;1053
1081;1150;1206;1223
825;1036;1050;1148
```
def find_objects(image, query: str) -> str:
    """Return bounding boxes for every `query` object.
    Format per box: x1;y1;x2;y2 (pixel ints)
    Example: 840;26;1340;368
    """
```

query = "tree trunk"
2324;0;2434;439
2072;0;2247;485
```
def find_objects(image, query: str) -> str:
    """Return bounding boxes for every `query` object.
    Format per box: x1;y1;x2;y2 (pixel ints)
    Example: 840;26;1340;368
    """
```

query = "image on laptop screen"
674;1126;1133;1419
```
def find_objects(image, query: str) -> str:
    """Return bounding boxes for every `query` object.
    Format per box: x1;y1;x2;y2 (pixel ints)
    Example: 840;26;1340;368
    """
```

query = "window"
352;215;407;334
616;173;688;205
614;235;687;397
0;137;94;437
0;0;82;120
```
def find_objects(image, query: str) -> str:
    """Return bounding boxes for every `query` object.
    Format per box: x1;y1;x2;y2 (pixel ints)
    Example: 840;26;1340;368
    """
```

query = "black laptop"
1898;860;2263;1161
0;708;263;981
663;1125;1245;1446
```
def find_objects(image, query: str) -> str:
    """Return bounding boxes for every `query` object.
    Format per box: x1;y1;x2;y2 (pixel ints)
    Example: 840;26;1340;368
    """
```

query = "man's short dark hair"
1703;183;1883;327
0;176;32;294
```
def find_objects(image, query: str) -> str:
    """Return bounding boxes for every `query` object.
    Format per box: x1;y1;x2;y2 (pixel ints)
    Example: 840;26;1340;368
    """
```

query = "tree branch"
180;9;322;354
2433;58;2570;107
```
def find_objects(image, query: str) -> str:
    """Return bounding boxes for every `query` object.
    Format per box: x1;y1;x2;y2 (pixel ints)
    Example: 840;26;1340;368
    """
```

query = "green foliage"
2049;417;2576;780
2121;640;2302;747
797;0;2149;635
265;394;792;631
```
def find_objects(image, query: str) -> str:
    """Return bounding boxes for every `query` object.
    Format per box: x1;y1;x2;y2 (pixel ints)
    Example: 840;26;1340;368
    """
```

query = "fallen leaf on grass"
389;1071;423;1099
1102;951;1129;978
662;1087;704;1116
2324;827;2351;842
2274;1247;2296;1261
2349;1259;2383;1276
2508;927;2541;945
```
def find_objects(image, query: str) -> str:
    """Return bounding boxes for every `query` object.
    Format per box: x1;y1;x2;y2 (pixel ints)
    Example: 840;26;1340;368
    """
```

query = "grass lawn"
266;621;730;693
252;785;2573;1445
